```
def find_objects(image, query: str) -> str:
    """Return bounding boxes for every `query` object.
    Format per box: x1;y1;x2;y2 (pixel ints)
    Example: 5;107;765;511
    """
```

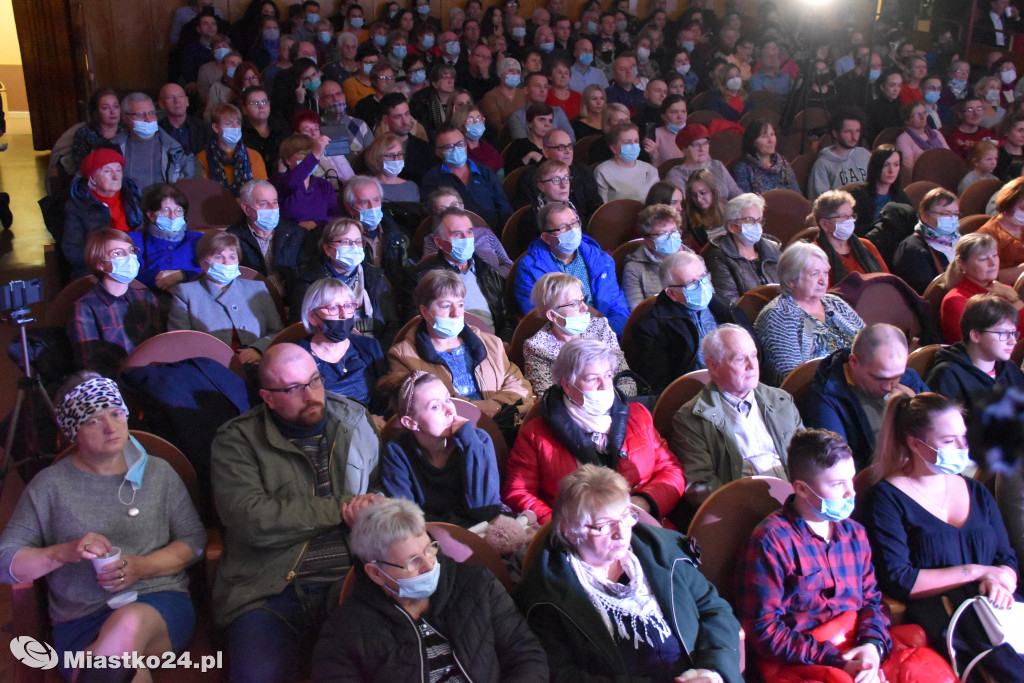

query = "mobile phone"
644;122;657;141
320;123;350;156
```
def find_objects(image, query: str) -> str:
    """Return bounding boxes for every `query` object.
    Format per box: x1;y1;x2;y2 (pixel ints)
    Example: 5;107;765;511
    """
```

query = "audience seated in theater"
594;122;660;203
130;183;203;293
732;120;800;194
848;145;911;238
514;202;630;336
807;109;871;200
70;230;161;375
315;79;375;162
894;101;950;176
270;56;323;123
940;232;1024;342
382;373;503;526
168;230;284;366
892;188;962;295
504;339;685;524
408;63;458;133
978;175;1024;283
196;35;235;106
352;61;399;131
0;375;206;683
705;193;782;304
957;139;999;194
512;130;600;236
382;270;533;424
571;83;606;140
812;189;890;286
362;131;419;203
376;92;438;185
736;428;957;683
665;124;743;202
755;241;865;386
864;67;905;144
861;392;1024;681
800;323;928;471
203;52;248;121
947;97;995;162
239;85;290;171
63;148;144;280
341;44;379;109
622;204;693;311
290;109;354;185
158;83;215;157
421;188;512;276
504;103;554;175
227;179;305;302
706;63;753;122
271;134;342;229
605;54;647;114
632;79;668;138
70;88;126;174
211;343;381;683
449;102;502;175
671;325;802;508
682;169;728;249
640;94;686;168
547;57;581;121
197;104;269;197
479;57;528;134
513;465;740;682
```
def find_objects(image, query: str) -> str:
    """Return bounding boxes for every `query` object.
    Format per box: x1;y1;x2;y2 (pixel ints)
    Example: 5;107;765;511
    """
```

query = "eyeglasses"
327;238;362;248
383;151;405;160
827;214;856;222
732;216;761;226
466;116;486;125
262;374;325;396
247;99;269;107
689;139;710;148
649;228;680;239
378;75;396;81
107;247;140;259
583;507;640;536
374;540;440;573
667;273;711;293
435;140;467;152
543;219;581;235
544;143;573;152
319;302;358;316
964;106;982;113
540;175;572;185
555;297;587;311
982;329;1021;341
155;206;186;217
125;111;157;119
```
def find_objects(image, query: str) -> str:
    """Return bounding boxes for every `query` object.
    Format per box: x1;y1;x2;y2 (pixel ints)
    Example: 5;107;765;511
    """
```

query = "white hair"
777;241;829;297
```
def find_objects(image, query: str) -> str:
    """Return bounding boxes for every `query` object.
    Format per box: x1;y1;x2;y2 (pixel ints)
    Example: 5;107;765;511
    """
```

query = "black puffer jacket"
311;554;548;682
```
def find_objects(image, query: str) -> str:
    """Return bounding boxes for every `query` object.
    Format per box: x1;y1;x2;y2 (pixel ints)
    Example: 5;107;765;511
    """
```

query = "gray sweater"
0;457;206;624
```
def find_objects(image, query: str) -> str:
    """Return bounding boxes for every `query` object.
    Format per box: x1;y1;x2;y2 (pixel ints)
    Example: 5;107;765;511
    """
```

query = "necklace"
905;474;948;517
118;478;140;518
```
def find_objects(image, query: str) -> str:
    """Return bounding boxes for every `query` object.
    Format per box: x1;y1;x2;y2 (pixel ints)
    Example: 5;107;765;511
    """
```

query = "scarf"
815;229;881;283
568;549;672;648
205;138;253;197
564;395;612;452
742;152;797;194
903;126;945;152
148;221;187;243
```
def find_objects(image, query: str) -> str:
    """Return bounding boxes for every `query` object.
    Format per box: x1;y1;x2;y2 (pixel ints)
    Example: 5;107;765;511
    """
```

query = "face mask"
226;66;237;78
108;254;140;284
363;62;374;75
580;387;615;415
833;218;855;241
321;316;356;343
511;27;526;39
653;231;682;256
304;77;322;92
306;13;320;24
586;21;598;34
934;215;959;235
618;142;641;163
374;34;387;47
683;277;714;310
868;68;881;81
738;221;763;246
318;31;332;44
1002;69;1017;84
917;440;970;476
986;89;1001;105
349;17;363;28
504;73;521;88
417;4;430;16
447;41;461;55
444;145;468;167
551;226;582;254
263;28;280;41
637;46;651;60
132;119;159;138
924;91;940;104
579;53;594;66
465;121;486;140
952;77;967;88
382;159;404;177
557;311;591;336
333;245;364;271
446;236;475;262
726;76;742;91
392;45;407;59
431;314;465;338
384;560;440;599
409;69;427;84
327;99;347;117
601;49;614;61
667;123;684;134
206;260;241;284
540;41;555;53
220;126;243;146
615;19;627;32
422;35;435;49
681;40;695;53
155;215;186;233
805;486;855;523
253;207;279;231
214;47;230;62
359;205;383;228
677;63;691;75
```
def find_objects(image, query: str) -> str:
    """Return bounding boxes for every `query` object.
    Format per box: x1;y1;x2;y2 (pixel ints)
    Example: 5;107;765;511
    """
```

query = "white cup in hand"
91;547;120;575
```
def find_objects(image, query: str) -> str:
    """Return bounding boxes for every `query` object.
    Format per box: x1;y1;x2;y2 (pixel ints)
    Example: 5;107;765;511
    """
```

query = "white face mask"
1002;69;1018;85
579;388;614;415
832;218;856;241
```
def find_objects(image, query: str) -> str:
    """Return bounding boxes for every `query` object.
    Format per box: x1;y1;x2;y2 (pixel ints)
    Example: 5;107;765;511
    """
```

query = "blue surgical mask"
409;69;427;84
504;73;521;88
417;4;430;16
637;47;651;60
431;314;465;338
465;121;486;140
253;208;279;231
557;311;590;336
422;35;435;49
349;17;363;28
868;68;881;81
917;440;970;476
934;215;959;235
446;236;475;262
681;40;695;53
304;78;322;92
677;64;691;75
579;52;594;66
952;77;967;88
511;27;526;39
108;254;140;284
924;91;940;104
444;145;468;167
333;245;365;271
540;42;555;53
683;277;714;310
554;227;582;253
806;486;855;523
667;123;684;134
226;66;237;79
586;21;598;34
392;45;407;59
653;231;682;256
447;41;461;56
263;28;280;41
155;215;186;233
382;159;404;177
359;205;383;228
206;261;241;284
132;119;159;139
306;13;320;23
214;47;230;62
363;62;374;75
738;221;763;246
221;126;242;146
618;142;641;163
374;34;387;47
318;31;332;44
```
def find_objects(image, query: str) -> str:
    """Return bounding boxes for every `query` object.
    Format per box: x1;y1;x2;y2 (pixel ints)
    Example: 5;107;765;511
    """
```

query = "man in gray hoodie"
807;110;871;200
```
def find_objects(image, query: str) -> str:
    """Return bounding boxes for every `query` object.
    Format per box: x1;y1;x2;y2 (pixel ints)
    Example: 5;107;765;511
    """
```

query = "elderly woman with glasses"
312;498;548;679
812;189;890;287
130;183;203;293
704;193;782;304
939;232;1024;343
623;204;692;311
754;241;865;386
0;374;206;682
504;339;684;524
513;465;742;683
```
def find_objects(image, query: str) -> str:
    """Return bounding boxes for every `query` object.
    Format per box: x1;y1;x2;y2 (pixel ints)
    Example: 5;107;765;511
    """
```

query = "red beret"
675;123;709;150
80;148;126;180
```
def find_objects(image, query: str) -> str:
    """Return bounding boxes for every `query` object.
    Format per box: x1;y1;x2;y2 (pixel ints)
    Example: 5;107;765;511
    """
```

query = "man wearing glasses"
115;92;193;189
514;201;629;335
947;97;996;162
512;129;600;227
800;323;929;471
211;342;383;683
422;124;511;229
352;62;398;130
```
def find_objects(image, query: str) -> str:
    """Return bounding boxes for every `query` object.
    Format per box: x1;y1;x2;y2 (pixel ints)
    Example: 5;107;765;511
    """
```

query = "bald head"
259;343;317;388
848;323;910;398
851;323;908;362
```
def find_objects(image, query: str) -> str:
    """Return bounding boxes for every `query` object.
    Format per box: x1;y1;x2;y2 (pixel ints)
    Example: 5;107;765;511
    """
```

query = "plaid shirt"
69;282;161;369
735;496;891;668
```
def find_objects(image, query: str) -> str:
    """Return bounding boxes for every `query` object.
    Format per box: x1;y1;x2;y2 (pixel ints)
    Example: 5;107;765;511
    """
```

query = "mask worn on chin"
916;440;970;475
333;245;365;271
805;486;855;522
206;261;241;284
431;314;465;338
381;560;440;599
321;316;356;343
155;215;186;233
832;218;856;241
108;254;140;284
132;119;159;138
667;123;684;134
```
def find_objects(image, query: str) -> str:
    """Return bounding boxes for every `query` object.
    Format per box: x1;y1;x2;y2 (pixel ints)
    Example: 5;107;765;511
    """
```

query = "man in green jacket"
211;343;382;683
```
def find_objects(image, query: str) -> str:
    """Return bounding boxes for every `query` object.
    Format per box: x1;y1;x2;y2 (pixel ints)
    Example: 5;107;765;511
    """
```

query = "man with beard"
211;343;382;683
807;109;871;200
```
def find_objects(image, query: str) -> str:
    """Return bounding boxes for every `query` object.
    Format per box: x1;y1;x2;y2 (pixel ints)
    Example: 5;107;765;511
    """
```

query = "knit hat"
675;123;709;150
80;148;126;180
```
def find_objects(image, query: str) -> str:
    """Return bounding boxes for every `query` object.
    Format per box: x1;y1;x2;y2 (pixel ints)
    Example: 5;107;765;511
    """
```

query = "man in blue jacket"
513;201;630;336
799;323;928;470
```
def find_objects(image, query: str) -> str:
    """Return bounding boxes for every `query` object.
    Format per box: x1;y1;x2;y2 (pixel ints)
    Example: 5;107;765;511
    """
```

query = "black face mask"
321;316;356;343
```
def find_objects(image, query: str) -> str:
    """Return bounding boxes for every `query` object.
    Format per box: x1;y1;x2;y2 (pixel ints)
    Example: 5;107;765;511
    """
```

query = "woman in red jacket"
502;338;685;523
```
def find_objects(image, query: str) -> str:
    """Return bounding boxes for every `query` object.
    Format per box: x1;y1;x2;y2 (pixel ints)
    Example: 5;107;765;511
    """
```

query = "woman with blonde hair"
363;132;419;203
939;231;1024;342
572;84;606;139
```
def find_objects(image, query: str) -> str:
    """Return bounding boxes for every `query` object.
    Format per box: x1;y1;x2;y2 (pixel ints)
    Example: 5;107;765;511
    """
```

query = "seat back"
911;148;968;192
685;108;721;125
749;90;783;113
791;107;829;136
785;226;819;248
621;296;658;372
922;275;949;330
903;180;941;212
959;213;989;235
48;275;99;327
426;521;514;591
658;157;687;179
175;177;244;230
739;108;781;130
651;370;710;442
872;126;903;149
507;309;547;368
906;343;945;379
612;238;645;282
833;272;924;342
123;330;244;376
789;152;817;196
237;265;286;323
762;189;813;246
573;134;601;166
779;357;822;405
501;205;532;261
686;477;793;604
958;178;1002;216
586;198;645;252
268;322;309;347
736;284;781;324
709;130;742;164
502;165;529;200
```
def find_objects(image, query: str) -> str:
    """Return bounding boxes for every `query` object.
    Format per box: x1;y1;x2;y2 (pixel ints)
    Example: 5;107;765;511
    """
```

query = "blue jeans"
227;582;335;683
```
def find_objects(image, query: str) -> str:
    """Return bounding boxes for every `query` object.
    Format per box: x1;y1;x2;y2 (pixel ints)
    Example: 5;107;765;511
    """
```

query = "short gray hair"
239;179;275;205
777;241;829;296
700;323;753;364
431;207;473;240
300;278;355;333
349;498;426;564
723;193;766;224
342;175;383;209
550;338;617;386
498;57;522;76
636;204;682;237
551;464;630;550
121;91;153;113
659;250;704;288
337;31;357;47
851;322;908;361
531;272;582;313
318;217;363;249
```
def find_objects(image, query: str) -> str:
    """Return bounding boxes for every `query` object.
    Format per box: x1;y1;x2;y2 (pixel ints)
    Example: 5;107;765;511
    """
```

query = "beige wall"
0;0;27;111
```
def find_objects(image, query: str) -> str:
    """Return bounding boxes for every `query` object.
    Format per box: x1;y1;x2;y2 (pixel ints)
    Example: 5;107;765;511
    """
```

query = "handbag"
947;595;1024;680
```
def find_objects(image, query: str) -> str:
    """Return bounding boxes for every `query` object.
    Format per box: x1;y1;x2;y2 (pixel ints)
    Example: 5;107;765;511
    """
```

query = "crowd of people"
4;0;1024;681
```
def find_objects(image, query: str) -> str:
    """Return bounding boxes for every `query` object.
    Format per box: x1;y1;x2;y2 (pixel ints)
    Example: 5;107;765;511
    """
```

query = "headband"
56;377;128;442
